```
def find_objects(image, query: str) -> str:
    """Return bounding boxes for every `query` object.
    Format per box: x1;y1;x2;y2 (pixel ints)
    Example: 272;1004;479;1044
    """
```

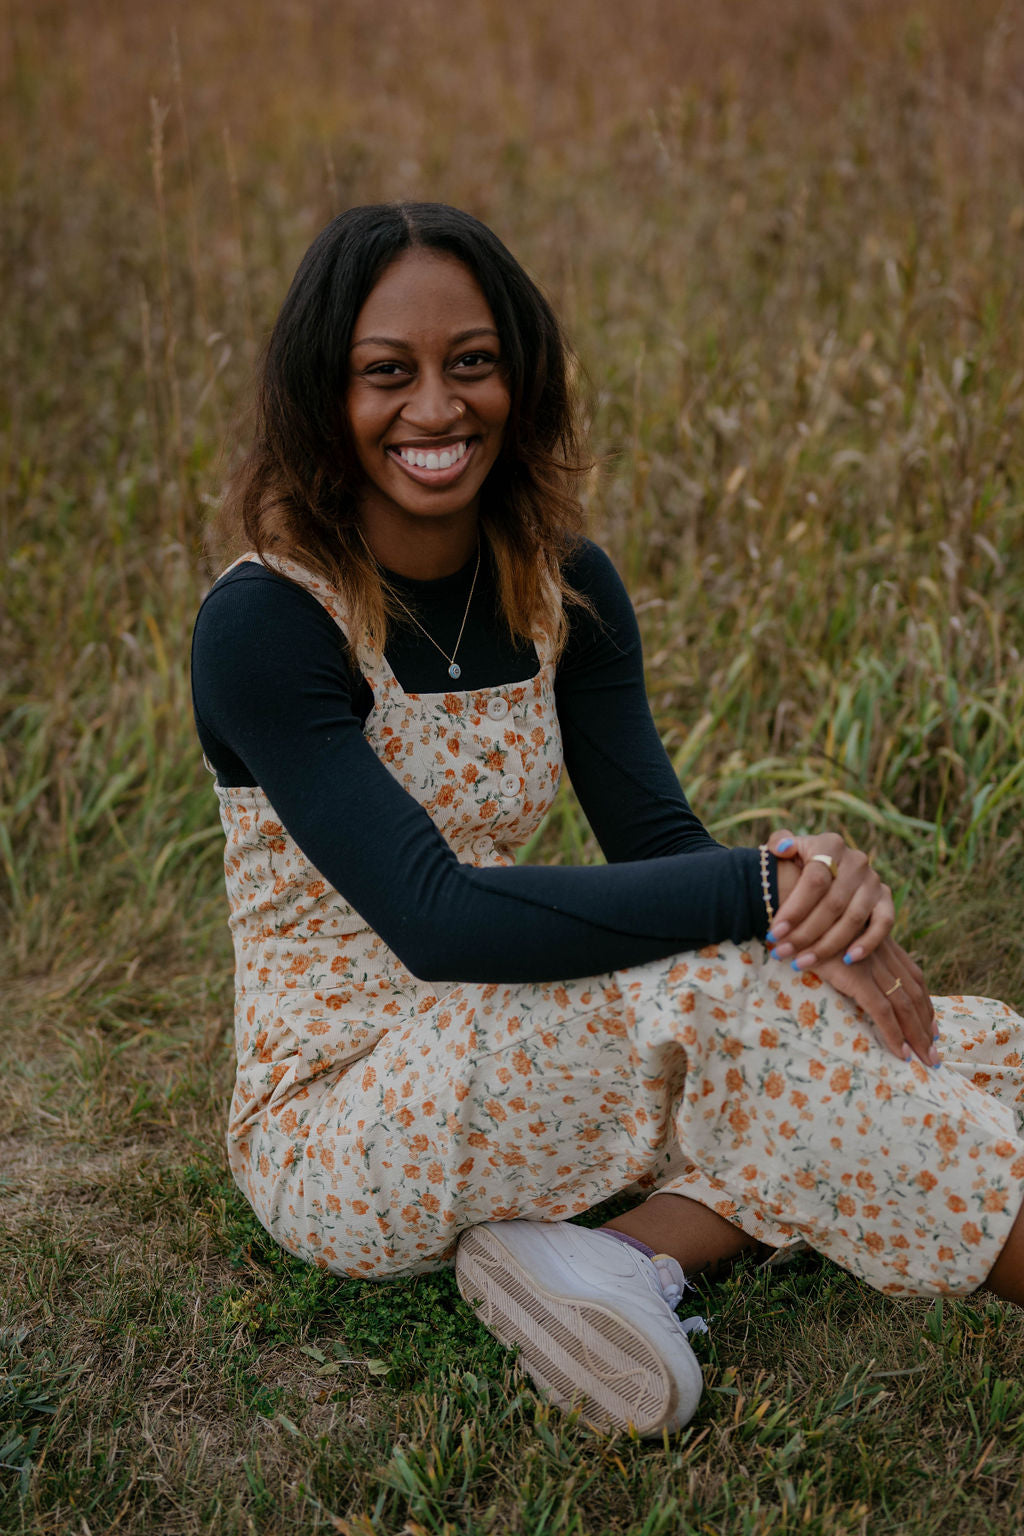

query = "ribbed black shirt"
191;539;773;983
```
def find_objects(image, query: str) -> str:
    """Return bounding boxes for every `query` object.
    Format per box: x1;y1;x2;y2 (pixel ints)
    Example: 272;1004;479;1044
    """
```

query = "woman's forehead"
352;249;498;342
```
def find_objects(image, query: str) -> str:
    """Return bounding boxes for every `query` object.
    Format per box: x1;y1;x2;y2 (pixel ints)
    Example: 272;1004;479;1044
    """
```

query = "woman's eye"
364;361;409;379
454;351;498;371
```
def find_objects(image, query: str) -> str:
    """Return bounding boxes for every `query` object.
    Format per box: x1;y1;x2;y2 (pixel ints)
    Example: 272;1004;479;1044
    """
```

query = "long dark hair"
217;202;589;653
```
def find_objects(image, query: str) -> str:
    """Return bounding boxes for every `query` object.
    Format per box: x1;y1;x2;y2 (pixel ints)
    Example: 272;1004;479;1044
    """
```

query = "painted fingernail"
846;945;864;964
777;838;794;853
774;944;793;959
843;952;854;965
931;1018;941;1039
771;921;790;940
901;1045;913;1062
928;1046;942;1069
793;953;816;970
766;929;777;944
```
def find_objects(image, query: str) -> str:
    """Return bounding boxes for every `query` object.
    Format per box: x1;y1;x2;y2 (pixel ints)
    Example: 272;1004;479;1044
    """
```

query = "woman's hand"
812;936;940;1067
766;828;894;969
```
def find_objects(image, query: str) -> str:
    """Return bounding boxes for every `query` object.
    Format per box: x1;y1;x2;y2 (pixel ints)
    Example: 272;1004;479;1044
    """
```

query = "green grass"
4;0;1024;1530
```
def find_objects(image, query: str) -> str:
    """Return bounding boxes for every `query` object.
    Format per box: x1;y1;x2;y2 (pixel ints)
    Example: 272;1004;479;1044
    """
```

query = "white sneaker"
455;1220;704;1436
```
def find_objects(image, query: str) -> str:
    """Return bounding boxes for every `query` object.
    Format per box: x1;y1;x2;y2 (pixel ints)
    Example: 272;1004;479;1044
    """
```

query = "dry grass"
3;1;1024;1531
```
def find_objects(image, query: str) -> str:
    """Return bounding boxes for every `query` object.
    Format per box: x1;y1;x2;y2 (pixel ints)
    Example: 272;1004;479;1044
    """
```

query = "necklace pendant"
448;662;462;680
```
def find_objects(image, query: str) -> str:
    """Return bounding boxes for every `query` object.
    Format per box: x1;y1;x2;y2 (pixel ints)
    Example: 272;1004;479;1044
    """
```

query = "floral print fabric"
215;554;1024;1295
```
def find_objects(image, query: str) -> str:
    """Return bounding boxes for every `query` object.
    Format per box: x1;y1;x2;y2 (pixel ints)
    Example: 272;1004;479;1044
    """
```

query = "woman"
192;202;1024;1438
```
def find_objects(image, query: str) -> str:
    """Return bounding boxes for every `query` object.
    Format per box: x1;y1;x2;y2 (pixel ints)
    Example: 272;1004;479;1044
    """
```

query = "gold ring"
453;400;466;418
884;977;903;997
810;853;839;880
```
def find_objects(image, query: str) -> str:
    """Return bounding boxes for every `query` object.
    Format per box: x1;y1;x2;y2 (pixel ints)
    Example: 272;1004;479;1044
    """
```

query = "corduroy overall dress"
213;555;1024;1295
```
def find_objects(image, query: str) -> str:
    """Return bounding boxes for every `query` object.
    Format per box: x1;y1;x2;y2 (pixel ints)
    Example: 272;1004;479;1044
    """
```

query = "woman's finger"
882;968;936;1066
778;885;881;970
839;885;896;964
767;828;799;858
769;842;851;944
771;854;879;958
855;985;906;1060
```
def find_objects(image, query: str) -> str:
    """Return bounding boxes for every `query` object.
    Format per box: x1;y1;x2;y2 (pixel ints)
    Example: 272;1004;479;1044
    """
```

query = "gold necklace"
375;539;482;682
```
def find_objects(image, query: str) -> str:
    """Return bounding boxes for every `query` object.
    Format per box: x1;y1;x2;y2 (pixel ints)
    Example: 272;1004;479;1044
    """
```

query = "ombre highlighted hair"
216;202;590;655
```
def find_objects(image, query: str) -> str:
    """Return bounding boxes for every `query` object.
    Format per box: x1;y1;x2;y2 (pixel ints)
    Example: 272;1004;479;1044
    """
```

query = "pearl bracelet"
758;844;775;929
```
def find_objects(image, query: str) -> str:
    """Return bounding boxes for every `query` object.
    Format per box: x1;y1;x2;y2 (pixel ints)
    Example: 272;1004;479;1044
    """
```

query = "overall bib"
213;555;1024;1295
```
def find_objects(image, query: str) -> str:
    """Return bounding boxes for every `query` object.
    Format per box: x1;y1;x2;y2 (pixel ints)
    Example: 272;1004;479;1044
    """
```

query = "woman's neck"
357;505;479;580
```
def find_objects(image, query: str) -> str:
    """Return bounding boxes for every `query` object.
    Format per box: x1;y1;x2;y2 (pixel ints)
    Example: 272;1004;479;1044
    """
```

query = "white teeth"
397;440;468;470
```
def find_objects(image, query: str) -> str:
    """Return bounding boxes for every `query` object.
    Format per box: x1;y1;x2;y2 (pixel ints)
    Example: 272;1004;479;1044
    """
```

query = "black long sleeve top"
190;539;774;983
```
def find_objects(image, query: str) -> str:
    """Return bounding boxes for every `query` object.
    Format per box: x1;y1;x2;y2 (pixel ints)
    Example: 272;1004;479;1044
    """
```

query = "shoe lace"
650;1252;687;1310
651;1253;709;1336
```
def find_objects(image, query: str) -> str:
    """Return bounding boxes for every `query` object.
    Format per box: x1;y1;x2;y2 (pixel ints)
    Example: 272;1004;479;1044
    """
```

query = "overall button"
472;834;494;856
500;774;521;798
486;696;509;721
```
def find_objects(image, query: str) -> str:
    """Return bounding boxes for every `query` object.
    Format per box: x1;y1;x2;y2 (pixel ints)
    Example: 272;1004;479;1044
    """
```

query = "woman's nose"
401;371;462;432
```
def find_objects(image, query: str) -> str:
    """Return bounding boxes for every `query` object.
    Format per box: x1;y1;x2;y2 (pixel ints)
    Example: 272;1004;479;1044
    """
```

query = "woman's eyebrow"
350;327;501;350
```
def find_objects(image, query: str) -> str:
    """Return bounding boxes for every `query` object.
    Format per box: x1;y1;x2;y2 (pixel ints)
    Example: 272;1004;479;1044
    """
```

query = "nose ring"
452;400;466;419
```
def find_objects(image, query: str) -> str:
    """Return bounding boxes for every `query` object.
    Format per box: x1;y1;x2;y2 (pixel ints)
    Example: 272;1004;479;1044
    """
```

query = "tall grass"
3;2;1024;1532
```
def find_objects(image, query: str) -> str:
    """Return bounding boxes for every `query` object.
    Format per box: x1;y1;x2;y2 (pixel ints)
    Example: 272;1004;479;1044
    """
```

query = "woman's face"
346;249;511;551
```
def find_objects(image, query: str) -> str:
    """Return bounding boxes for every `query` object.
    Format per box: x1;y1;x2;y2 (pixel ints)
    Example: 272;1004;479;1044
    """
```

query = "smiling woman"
346;250;511;577
216;202;586;661
192;202;1024;1440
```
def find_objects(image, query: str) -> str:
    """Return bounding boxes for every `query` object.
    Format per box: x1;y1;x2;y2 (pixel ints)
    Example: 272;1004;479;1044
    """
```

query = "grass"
3;0;1024;1530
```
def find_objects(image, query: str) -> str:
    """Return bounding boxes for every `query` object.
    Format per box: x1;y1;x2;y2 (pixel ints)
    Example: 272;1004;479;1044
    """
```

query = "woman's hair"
216;202;590;655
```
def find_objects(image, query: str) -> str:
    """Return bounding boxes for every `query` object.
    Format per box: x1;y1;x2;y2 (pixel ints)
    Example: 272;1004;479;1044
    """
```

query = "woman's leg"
605;1193;756;1274
985;1199;1024;1306
611;1187;1024;1307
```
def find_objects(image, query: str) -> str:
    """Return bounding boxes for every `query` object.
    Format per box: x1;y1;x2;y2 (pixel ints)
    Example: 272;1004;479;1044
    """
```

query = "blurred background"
4;4;1024;1530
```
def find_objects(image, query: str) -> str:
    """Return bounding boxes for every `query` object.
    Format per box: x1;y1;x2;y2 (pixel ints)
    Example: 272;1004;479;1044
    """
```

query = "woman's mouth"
387;437;475;485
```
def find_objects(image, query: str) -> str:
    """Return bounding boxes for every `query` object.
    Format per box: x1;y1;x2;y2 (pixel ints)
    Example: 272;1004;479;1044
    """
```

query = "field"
3;0;1024;1531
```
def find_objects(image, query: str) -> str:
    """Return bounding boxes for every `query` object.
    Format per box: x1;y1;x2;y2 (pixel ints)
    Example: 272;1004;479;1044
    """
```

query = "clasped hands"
765;829;940;1070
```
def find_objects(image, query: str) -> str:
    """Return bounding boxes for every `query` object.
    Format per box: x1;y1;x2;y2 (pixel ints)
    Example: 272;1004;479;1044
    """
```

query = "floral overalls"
214;555;1024;1296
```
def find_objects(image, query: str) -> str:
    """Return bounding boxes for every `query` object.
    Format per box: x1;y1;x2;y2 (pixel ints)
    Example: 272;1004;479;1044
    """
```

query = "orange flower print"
218;553;1024;1299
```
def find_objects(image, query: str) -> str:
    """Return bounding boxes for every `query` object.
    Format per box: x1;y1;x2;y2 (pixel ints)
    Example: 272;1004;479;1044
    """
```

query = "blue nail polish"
766;929;777;944
777;838;794;852
790;959;801;971
843;952;853;965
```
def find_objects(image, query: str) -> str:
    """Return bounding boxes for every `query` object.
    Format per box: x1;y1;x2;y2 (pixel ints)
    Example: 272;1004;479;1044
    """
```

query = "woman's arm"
191;568;771;984
555;541;722;863
557;543;895;966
